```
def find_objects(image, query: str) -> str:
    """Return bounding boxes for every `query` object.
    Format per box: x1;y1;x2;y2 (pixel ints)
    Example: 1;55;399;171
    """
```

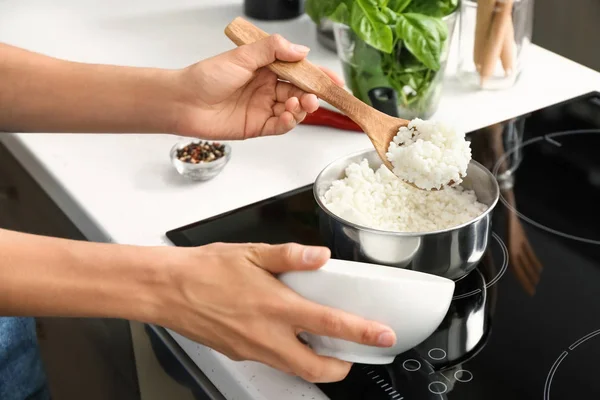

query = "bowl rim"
170;140;231;170
316;258;456;284
313;147;500;237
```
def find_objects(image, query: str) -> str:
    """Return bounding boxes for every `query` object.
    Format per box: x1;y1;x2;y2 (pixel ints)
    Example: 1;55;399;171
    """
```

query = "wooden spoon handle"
224;17;376;129
225;17;336;95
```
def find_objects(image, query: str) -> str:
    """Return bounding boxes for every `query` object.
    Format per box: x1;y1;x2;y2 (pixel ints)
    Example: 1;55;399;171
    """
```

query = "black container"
244;0;304;21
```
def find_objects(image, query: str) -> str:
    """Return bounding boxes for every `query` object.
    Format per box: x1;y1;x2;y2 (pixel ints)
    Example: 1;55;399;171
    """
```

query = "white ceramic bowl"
278;258;455;364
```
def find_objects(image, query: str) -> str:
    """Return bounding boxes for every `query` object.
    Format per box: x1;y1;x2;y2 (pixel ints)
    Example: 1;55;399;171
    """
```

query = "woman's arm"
0;43;185;134
0;227;395;382
0;227;166;320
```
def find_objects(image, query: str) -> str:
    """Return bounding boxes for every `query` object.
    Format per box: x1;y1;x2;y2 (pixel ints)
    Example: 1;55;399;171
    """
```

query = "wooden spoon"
224;17;409;172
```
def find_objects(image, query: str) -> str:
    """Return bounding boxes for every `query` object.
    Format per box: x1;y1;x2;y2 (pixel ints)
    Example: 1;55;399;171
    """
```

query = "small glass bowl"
169;140;231;181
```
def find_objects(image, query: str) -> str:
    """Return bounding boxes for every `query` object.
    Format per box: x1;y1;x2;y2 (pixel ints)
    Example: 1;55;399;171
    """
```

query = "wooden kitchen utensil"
479;0;515;83
224;17;409;172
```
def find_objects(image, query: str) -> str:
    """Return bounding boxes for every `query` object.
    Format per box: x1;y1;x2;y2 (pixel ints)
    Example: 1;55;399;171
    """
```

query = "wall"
532;0;600;72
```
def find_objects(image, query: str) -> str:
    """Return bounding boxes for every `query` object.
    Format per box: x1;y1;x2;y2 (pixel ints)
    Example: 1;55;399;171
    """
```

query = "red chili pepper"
301;108;363;132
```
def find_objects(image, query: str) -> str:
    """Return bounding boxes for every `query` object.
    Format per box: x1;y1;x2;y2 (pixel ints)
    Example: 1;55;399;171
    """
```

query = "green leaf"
328;2;351;24
355;0;391;25
386;0;412;13
350;0;394;53
304;0;345;24
395;13;448;70
381;7;398;24
404;0;458;17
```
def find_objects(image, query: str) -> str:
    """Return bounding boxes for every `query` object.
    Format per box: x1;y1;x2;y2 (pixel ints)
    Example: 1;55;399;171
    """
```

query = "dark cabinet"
0;142;85;239
0;141;141;400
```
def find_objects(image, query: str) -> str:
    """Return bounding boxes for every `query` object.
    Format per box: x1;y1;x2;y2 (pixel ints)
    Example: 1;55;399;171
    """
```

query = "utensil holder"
456;0;534;90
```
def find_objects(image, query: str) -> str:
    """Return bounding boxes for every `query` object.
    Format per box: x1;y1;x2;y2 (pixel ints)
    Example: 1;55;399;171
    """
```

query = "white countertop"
1;0;600;399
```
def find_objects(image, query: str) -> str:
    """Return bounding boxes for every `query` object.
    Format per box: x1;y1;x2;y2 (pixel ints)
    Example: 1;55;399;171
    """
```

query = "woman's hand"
174;35;344;140
0;39;341;136
0;227;394;383
154;242;396;383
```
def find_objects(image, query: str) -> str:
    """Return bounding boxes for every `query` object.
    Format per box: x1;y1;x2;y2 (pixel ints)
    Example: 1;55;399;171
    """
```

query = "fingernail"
377;331;395;347
302;247;326;264
291;44;310;53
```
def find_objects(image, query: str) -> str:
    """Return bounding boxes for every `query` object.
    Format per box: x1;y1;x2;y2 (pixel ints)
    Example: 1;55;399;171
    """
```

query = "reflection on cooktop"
167;91;600;399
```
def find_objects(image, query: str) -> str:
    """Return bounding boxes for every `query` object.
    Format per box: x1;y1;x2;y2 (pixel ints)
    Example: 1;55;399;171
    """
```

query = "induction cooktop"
166;91;600;399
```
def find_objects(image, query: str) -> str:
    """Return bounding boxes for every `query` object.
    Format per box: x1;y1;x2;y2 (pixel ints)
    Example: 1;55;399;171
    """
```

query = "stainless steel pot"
314;148;500;280
414;268;490;369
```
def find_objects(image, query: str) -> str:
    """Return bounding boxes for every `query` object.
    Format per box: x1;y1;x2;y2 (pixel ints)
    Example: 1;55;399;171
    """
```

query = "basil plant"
306;0;459;118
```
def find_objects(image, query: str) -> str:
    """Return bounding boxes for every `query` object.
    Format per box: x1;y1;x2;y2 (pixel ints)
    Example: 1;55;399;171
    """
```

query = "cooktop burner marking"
422;359;436;374
568;329;600;350
454;369;474;383
543;135;562;147
428;381;447;395
452;290;482;301
402;359;421;371
363;366;406;399
543;351;568;400
494;129;600;245
452;232;508;300
428;348;447;360
398;352;476;395
485;232;509;288
543;328;600;399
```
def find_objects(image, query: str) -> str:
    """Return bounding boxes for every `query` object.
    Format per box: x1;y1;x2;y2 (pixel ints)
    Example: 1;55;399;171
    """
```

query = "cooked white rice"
321;159;487;232
386;118;471;190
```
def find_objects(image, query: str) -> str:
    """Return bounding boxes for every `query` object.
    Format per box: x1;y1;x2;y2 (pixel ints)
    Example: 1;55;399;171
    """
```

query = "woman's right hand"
151;242;396;383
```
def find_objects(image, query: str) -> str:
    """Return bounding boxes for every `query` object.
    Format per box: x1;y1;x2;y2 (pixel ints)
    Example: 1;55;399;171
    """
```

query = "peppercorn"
176;141;226;164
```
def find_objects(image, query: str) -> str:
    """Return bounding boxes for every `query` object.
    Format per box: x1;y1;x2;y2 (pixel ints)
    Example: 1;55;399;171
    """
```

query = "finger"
274;82;326;114
247;243;330;274
294;301;396;348
298;93;319;113
275;81;307;104
273;97;314;118
279;338;352;383
272;102;286;117
285;97;307;123
318;66;345;87
231;34;310;72
261;113;296;136
275;82;319;114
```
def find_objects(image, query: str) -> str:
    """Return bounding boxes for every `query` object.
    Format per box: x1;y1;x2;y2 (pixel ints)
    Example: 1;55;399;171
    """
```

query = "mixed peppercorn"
176;141;226;164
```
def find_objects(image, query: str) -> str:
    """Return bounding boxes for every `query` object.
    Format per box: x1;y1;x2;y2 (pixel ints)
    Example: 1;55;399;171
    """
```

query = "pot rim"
313;147;500;237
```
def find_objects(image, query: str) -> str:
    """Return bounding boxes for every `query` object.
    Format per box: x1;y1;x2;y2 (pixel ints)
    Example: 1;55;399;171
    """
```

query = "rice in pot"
321;159;487;232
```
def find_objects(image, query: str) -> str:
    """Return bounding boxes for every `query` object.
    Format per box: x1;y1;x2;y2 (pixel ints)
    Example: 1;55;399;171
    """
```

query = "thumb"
230;34;310;72
248;243;330;274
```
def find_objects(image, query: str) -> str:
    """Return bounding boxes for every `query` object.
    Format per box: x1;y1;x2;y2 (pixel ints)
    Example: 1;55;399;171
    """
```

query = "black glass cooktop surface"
167;91;600;399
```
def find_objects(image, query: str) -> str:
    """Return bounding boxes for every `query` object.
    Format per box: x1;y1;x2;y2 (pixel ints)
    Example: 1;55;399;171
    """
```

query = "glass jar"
316;18;337;53
332;11;458;120
457;0;534;90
